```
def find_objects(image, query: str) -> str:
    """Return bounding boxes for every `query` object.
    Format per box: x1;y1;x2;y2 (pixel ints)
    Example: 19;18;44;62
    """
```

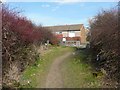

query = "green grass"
19;46;74;88
61;49;102;88
19;47;103;88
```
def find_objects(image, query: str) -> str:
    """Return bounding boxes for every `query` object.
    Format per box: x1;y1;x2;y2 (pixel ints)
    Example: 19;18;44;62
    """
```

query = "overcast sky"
7;2;117;27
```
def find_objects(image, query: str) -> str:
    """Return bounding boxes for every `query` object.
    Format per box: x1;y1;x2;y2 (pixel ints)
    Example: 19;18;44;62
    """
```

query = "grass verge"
61;48;103;88
19;46;74;88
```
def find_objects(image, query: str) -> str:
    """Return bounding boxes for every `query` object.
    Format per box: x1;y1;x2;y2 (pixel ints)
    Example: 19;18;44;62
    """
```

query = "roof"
44;24;83;32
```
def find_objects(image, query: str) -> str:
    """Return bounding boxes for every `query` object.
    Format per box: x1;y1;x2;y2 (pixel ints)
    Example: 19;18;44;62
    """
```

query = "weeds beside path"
19;46;74;88
61;49;103;88
20;46;103;88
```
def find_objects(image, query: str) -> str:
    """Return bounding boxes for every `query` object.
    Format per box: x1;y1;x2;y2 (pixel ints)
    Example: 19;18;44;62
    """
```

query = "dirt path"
45;52;72;88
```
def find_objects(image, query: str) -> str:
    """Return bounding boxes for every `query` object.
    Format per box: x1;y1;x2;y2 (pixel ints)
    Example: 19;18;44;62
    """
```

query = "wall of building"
51;25;87;45
62;32;68;37
80;26;87;44
62;31;81;37
75;31;81;37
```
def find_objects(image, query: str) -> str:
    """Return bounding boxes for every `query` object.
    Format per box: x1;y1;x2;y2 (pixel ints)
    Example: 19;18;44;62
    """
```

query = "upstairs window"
56;32;62;34
69;31;75;37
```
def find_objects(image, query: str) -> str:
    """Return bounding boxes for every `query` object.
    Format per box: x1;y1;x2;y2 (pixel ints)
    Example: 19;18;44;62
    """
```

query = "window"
56;32;62;34
69;31;75;37
59;32;62;34
62;38;66;41
69;31;75;33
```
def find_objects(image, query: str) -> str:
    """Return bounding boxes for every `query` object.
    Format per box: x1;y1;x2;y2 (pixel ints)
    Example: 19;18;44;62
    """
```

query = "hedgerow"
89;7;119;87
2;4;59;88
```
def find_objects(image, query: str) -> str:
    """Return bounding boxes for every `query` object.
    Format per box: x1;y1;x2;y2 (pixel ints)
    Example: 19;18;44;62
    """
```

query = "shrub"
89;7;119;85
2;4;57;88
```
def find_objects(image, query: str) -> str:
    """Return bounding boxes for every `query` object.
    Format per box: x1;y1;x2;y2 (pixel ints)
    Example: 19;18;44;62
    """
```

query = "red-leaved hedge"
2;4;59;88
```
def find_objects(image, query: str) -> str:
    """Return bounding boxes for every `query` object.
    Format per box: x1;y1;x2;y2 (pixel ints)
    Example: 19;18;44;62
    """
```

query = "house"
45;24;87;47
